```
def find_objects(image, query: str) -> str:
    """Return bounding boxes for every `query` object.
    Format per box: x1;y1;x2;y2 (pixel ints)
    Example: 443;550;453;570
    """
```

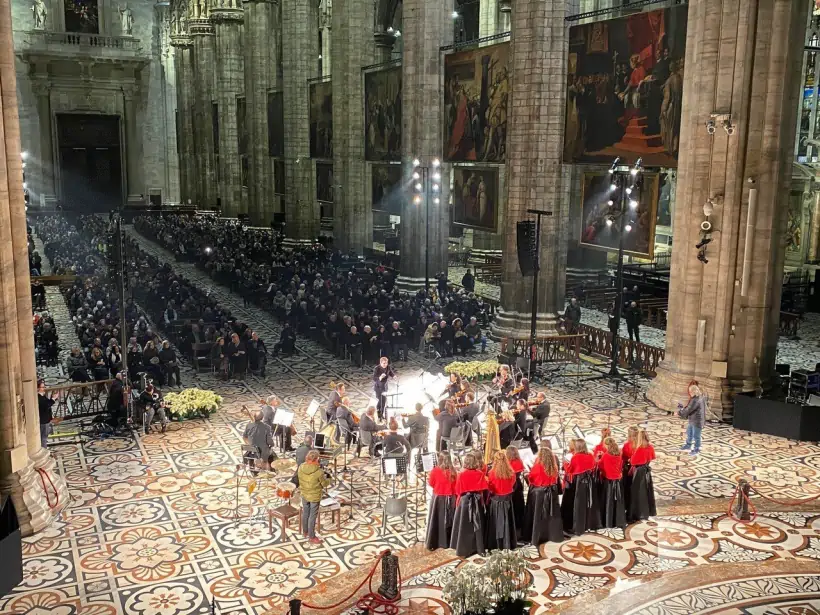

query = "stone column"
123;88;144;205
172;34;195;205
320;0;331;76
479;0;497;38
32;81;56;207
332;0;375;253
0;0;54;535
190;18;218;208
158;5;181;204
243;0;277;225
647;0;807;418
490;0;575;339
282;0;319;241
213;2;245;217
396;0;453;293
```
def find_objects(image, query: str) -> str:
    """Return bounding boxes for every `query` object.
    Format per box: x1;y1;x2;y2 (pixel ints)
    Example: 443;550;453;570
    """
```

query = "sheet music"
519;448;536;470
573;425;585;440
306;400;320;418
421;453;437;473
384;458;398;475
273;409;294;427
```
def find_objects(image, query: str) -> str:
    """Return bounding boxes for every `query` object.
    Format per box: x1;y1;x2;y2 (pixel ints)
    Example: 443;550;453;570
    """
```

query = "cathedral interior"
2;0;820;613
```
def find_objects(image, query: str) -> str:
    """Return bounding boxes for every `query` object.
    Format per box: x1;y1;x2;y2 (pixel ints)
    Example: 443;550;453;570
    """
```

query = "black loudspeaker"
516;221;537;276
733;393;820;442
0;496;22;598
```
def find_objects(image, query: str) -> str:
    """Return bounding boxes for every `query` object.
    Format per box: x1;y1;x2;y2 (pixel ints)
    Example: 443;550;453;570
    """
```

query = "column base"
29;447;69;520
281;237;315;248
127;194;147;207
395;275;430;294
489;308;562;341
646;360;753;421
0;456;54;537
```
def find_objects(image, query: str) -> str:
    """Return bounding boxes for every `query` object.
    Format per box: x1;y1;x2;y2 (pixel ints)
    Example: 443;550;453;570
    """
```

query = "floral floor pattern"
4;231;820;615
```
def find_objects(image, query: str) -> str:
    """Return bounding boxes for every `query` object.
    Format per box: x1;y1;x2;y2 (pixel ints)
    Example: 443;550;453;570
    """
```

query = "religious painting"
443;42;509;163
452;166;499;232
64;0;98;33
309;81;333;159
786;191;806;255
274;159;285;196
268;91;284;157
580;171;659;259
364;67;402;161
564;5;688;167
371;164;403;215
316;162;333;203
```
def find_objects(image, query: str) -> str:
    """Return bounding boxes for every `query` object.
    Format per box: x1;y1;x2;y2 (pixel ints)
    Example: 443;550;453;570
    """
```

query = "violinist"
358;406;385;457
529;392;551;452
334;396;358;450
263;395;295;453
598;436;626;529
325;382;346;425
511;377;531;403
403;402;429;450
383;418;412;457
459;392;480;446
490;365;514;411
446;373;461;398
434;401;460;452
561;438;600;536
514;398;531;448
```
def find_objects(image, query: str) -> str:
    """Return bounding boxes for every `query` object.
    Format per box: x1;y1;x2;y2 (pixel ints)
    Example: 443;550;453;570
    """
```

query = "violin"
510;384;526;396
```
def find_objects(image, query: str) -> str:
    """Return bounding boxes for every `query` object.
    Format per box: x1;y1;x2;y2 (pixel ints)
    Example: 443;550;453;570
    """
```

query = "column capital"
170;33;194;46
188;18;214;34
210;6;244;22
31;78;51;98
499;0;511;12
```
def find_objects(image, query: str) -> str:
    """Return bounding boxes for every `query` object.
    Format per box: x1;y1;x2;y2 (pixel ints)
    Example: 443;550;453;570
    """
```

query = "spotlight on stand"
695;236;712;249
631;157;643;176
629;199;638;209
608;157;620;174
432;158;440;168
451;10;459;18
605;217;614;227
625;224;633;232
413;172;420;180
412;158;420;167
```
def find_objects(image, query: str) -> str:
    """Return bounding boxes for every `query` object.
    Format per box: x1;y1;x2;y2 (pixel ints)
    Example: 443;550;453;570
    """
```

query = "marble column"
0;0;54;535
332;0;375;253
172;34;195;205
212;2;245;217
282;0;319;241
320;0;331;76
396;0;453;293
190;18;218;209
490;0;576;339
123;88;144;205
647;0;807;418
32;81;56;208
157;5;181;204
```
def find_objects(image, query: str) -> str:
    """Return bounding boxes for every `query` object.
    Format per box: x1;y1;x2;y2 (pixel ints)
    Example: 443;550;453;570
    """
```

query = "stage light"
413;172;420;180
432;183;439;192
319;54;322;59
21;162;26;169
22;182;27;189
412;158;420;167
632;157;643;175
610;183;617;192
204;247;213;255
607;199;614;206
415;182;422;191
608;157;620;174
606;218;613;227
387;26;393;32
629;199;638;208
432;158;440;168
451;10;459;18
413;195;422;204
625;224;633;232
625;187;632;195
21;151;27;160
395;30;401;36
433;197;440;204
432;172;441;181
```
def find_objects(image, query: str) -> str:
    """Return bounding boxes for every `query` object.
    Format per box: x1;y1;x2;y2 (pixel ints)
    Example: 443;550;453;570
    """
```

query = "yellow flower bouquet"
164;388;223;420
444;360;499;380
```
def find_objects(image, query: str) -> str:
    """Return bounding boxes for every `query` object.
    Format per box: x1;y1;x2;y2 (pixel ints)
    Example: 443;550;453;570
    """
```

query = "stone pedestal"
490;0;575;340
213;5;245;217
647;0;807;419
396;0;453;293
282;0;319;240
172;35;195;206
190;19;218;209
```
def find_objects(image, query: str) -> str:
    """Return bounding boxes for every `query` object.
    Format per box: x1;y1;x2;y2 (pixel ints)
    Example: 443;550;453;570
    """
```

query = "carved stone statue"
119;4;134;35
31;0;47;30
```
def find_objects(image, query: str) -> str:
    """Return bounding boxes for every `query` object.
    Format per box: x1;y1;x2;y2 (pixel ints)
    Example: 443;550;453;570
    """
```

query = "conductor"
373;356;395;421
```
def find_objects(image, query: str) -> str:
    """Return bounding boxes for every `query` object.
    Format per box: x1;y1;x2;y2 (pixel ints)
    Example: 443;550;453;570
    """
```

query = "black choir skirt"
425;494;456;550
562;472;601;536
449;492;487;557
629;465;657;522
622;460;633;516
523;485;563;546
486;493;517;551
601;478;626;529
512;474;525;536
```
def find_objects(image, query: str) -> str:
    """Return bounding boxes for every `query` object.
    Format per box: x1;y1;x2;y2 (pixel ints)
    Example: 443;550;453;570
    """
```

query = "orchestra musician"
489;365;514;411
486;450;517;551
325;382;346;425
425;452;457;550
523;443;563;545
382;418;412;457
373;356;395;421
458;392;481;446
513;398;532;448
449;452;489;557
263;394;295;452
529;392;551;452
445;373;461;398
139;380;168;434
511;377;531;403
434;400;460;452
243;410;276;470
335;396;358;450
358;406;386;457
403;402;430;451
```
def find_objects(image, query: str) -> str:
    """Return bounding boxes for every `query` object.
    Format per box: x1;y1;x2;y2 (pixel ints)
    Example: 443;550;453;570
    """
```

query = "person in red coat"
598;437;626;529
593;427;611;462
561;439;600;535
449;452;489;557
505;446;526;536
628;429;657;522
425;453;457;550
487;451;517;550
621;425;640;511
523;445;563;545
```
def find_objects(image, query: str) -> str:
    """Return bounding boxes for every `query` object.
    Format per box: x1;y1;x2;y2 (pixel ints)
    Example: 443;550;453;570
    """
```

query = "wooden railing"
575;323;665;375
45;379;116;419
778;311;802;338
501;335;582;364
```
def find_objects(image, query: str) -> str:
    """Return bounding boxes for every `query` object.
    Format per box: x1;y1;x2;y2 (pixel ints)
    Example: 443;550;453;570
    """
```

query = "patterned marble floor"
4;233;820;615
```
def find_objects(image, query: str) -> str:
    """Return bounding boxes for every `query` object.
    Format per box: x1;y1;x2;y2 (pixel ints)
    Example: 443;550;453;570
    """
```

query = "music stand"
306;399;320;432
272;409;294;454
381;455;409;533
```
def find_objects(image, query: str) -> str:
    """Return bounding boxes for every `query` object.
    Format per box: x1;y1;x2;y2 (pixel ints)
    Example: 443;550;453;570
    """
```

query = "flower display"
442;551;532;615
164;388;222;419
444;360;499;379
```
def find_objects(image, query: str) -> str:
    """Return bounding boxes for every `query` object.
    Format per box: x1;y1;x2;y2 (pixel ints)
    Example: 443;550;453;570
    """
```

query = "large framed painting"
564;5;687;167
443;42;509;163
365;67;402;161
268;91;284;157
580;171;660;259
452;166;499;232
309;81;333;159
316;162;334;203
371;164;403;215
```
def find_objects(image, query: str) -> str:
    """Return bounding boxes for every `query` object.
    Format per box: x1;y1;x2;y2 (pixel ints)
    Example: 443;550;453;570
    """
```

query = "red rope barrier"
727;479;820;523
36;468;59;509
747;482;820;507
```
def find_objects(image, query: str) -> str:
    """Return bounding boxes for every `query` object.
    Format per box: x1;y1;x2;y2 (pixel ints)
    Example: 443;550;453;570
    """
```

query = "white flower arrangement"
444;360;499;380
442;551;531;615
164;388;222;420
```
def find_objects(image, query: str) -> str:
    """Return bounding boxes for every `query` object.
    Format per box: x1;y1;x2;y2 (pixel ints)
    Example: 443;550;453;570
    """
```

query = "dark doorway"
57;114;122;212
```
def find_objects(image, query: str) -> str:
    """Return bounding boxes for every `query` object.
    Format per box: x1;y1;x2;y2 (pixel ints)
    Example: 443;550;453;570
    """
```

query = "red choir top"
528;460;558;487
630;445;656;467
598;452;623;480
487;469;516;496
509;458;525;474
593;442;606;461
566;452;595;482
622;441;634;463
428;466;456;496
455;469;489;496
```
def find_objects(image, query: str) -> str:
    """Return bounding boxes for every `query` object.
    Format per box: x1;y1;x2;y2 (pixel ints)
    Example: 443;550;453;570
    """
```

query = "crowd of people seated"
134;215;492;366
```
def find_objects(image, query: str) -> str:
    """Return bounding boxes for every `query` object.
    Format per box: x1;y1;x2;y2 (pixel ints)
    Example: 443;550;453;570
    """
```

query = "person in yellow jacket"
297;450;331;544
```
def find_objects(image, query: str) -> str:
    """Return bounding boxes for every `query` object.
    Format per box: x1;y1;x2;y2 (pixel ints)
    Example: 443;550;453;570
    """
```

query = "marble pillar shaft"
213;9;245;217
332;0;374;253
282;0;318;240
34;84;55;205
491;0;575;339
124;92;144;203
648;0;806;416
191;24;217;208
172;38;195;205
398;0;452;291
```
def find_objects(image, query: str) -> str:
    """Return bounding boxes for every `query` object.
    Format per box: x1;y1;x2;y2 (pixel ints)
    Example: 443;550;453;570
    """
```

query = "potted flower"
442;551;532;615
444;360;500;382
164;388;222;420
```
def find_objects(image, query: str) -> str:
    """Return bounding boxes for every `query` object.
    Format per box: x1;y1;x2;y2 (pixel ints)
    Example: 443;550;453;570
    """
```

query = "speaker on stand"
516;220;537;276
